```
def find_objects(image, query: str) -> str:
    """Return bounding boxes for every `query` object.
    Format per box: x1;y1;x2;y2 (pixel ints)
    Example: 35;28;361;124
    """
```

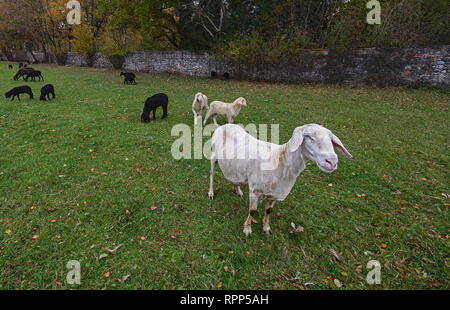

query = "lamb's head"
5;91;11;99
289;124;352;173
235;97;247;107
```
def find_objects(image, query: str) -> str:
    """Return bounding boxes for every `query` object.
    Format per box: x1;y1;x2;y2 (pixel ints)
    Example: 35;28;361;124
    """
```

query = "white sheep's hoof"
208;191;214;200
234;187;244;198
263;226;272;235
243;226;252;236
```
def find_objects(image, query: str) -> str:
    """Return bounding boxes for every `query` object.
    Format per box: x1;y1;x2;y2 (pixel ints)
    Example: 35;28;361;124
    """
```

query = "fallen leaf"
106;244;123;253
217;282;222;289
121;274;131;283
104;272;110;278
150;206;158;211
224;266;229;272
140;236;146;241
32;235;39;240
99;253;108;260
341;271;348;277
334;278;342;288
251;218;258;224
5;230;11;235
50;219;57;223
330;249;342;261
380;243;387;248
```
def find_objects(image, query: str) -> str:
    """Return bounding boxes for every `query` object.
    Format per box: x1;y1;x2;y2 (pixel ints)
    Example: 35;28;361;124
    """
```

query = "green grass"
0;62;448;290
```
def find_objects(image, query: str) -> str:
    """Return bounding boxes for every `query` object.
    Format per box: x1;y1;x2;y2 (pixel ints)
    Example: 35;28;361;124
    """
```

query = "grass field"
0;62;448;290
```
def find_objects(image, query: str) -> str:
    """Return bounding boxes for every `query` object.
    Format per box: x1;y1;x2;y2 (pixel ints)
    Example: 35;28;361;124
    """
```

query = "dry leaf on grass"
330;249;342;261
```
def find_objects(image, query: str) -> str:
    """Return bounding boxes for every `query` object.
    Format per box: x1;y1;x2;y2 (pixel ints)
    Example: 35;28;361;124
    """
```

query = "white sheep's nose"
325;158;338;170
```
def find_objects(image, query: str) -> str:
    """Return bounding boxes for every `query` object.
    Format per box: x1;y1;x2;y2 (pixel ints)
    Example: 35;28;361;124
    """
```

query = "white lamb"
192;92;209;125
208;123;353;236
203;97;247;126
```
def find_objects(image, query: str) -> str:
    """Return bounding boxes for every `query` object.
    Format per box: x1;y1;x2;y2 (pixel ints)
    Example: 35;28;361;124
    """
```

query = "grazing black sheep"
5;86;33;101
141;93;169;123
14;67;35;80
40;84;55;101
8;64;13;69
120;72;136;85
211;71;217;79
25;70;44;82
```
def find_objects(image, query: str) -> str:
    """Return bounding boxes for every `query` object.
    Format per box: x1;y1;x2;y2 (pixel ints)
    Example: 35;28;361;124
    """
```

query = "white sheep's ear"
288;127;305;152
331;134;353;158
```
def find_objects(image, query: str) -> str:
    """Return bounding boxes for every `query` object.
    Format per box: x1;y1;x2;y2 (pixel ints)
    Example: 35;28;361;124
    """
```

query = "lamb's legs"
208;153;216;200
227;115;234;124
243;194;259;236
263;200;276;235
152;109;156;120
193;110;198;125
203;110;211;126
213;115;218;126
233;185;243;198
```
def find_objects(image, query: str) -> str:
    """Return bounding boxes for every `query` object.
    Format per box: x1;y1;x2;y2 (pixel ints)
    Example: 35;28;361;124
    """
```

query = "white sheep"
192;92;209;125
208;123;352;236
203;97;247;126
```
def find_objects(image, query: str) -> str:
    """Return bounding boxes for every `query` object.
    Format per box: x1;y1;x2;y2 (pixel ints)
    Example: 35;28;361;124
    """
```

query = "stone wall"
3;46;448;88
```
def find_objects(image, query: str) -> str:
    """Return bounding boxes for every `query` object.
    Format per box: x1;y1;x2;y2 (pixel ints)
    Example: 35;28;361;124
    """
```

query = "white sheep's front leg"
213;115;218;126
227;115;234;124
208;153;216;200
243;193;259;236
263;200;276;235
233;185;244;198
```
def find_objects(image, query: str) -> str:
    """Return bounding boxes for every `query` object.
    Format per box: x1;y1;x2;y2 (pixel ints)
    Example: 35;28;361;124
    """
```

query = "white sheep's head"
235;97;247;107
289;124;352;173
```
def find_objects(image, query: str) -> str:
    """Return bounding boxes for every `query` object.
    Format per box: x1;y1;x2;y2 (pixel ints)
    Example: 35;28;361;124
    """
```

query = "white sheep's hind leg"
208;153;216;200
233;185;244;198
263;200;276;235
243;193;259;236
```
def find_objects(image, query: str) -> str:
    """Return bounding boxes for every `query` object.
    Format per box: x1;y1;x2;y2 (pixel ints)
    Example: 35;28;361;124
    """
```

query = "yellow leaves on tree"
72;24;95;56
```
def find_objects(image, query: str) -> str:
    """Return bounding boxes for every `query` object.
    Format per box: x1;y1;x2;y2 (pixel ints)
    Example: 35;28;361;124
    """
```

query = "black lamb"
40;84;55;101
141;93;169;123
25;70;44;82
19;62;23;68
5;86;34;101
14;67;35;80
8;64;13;69
120;72;136;85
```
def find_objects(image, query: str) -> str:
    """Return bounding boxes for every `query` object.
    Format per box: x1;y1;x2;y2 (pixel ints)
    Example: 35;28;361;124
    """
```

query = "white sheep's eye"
306;136;314;143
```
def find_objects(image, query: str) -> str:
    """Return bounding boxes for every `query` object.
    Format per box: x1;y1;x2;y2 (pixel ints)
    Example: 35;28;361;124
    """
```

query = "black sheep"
25;70;44;82
120;72;136;85
5;86;34;101
141;93;169;122
211;71;217;79
8;64;13;69
14;67;35;80
223;72;230;80
19;62;23;68
40;84;55;101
